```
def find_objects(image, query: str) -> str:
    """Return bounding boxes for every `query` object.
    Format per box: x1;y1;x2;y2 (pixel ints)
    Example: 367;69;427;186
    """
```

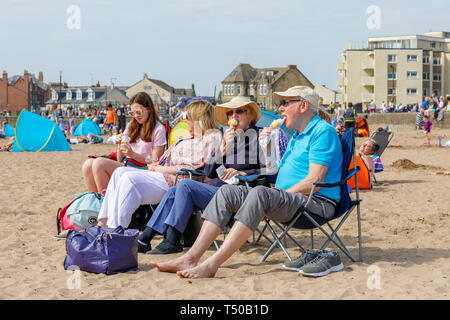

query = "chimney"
2;70;7;81
38;72;43;83
24;70;29;83
191;83;195;91
288;65;297;69
144;73;148;79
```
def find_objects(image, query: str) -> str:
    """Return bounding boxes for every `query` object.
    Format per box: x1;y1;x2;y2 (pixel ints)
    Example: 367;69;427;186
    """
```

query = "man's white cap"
274;86;319;110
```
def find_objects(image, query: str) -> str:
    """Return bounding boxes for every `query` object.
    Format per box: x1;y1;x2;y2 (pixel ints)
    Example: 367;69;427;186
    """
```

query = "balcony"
361;93;374;102
362;76;374;86
361;60;374;70
336;61;345;71
336;77;344;88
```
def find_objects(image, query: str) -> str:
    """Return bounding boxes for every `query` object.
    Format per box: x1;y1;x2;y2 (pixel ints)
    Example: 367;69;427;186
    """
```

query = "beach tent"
12;110;71;152
74;118;102;136
4;124;15;137
175;96;212;109
168;120;190;146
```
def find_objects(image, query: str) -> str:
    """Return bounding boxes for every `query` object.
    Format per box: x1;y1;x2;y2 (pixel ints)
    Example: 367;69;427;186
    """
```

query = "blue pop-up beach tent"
74;118;101;136
12;110;71;152
4;124;15;137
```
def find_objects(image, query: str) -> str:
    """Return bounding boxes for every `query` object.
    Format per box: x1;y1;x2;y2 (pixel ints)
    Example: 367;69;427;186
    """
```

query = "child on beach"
416;109;424;130
423;115;432;145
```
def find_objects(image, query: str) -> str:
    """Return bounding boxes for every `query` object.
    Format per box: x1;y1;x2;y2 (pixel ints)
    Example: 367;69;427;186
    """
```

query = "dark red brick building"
0;70;49;113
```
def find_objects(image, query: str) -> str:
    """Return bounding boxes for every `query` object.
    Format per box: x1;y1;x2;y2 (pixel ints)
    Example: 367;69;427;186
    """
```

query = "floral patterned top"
157;130;222;186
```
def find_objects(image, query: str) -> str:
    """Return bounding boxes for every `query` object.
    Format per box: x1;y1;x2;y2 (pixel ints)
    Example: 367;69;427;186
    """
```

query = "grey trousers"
201;185;336;231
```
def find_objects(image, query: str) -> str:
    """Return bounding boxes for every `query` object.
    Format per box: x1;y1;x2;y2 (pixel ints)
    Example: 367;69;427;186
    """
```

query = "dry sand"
0;125;449;300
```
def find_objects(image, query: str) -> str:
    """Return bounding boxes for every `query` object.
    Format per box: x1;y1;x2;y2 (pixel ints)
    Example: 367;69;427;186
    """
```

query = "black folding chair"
370;130;394;157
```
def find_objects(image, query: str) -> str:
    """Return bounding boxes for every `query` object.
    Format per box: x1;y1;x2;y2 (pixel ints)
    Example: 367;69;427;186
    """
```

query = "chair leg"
310;229;314;249
261;222;293;262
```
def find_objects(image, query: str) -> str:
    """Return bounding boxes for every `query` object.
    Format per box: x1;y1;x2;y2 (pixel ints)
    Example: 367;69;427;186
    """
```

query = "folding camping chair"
255;130;363;263
370;130;394;157
369;130;393;183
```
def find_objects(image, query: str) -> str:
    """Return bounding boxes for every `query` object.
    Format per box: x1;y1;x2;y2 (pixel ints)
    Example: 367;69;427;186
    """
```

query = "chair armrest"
177;168;205;177
235;174;262;183
314;168;359;188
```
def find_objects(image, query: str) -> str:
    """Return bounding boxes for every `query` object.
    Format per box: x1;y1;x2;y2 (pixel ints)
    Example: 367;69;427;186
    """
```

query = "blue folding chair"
255;130;363;263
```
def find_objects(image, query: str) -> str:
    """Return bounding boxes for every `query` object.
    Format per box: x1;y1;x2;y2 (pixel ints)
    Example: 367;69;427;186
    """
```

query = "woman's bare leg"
177;221;253;279
82;158;98;192
150;220;222;273
91;158;123;191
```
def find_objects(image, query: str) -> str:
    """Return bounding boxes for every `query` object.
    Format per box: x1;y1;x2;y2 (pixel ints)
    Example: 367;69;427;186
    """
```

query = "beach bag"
64;226;139;275
57;192;104;235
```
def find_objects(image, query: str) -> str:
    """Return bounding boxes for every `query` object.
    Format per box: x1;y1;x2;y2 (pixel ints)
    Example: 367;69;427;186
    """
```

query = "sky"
1;0;449;96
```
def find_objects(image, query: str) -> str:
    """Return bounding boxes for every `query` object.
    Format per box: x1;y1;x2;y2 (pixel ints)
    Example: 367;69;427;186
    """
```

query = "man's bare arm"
286;163;329;195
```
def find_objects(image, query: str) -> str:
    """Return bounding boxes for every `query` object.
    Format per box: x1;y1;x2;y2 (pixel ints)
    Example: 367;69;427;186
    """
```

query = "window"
388;54;397;63
423;72;430;80
249;84;255;95
51;90;57;101
431;42;436;48
266;71;274;76
388;72;396;79
236;85;241;95
423;56;430;64
388;88;396;96
423;88;429;97
433;74;441;81
66;90;72;100
407;88;417;95
407;71;418;79
407;55;417;62
87;91;94;101
76;90;82;100
433;57;441;65
259;84;267;95
230;85;234;95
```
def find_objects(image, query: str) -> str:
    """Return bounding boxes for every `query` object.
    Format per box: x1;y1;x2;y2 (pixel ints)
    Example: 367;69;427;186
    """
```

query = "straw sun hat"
215;96;261;126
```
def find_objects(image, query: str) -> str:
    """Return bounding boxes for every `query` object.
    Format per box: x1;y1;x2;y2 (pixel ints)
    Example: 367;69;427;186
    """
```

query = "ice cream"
270;118;284;129
121;135;130;143
228;119;237;128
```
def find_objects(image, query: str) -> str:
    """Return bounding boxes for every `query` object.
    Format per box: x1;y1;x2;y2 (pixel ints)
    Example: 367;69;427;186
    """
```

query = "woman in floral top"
97;100;221;229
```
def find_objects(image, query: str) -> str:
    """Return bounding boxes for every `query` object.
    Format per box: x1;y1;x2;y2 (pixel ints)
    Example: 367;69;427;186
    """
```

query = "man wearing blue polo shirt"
150;86;343;279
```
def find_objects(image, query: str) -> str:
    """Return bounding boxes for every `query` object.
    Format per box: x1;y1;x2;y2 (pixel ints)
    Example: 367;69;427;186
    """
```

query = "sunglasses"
129;109;144;117
226;109;247;117
280;99;303;107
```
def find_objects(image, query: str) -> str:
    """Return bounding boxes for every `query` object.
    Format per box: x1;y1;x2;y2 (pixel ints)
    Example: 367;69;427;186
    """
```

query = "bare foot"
176;263;218;279
150;256;197;273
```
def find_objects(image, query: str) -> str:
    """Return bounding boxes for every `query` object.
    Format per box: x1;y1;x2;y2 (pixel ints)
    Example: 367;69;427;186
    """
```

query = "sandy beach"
0;125;449;300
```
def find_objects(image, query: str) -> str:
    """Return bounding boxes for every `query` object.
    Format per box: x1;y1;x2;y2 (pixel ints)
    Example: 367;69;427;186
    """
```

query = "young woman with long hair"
82;92;166;193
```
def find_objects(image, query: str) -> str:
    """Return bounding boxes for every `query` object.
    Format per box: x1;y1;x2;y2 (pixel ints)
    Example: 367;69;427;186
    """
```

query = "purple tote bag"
64;226;139;275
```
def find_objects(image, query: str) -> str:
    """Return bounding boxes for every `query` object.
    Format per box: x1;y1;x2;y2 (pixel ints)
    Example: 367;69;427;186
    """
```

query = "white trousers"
98;167;169;228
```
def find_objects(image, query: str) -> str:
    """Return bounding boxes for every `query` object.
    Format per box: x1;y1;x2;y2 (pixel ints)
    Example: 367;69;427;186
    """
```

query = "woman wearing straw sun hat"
214;96;262;157
136;96;267;255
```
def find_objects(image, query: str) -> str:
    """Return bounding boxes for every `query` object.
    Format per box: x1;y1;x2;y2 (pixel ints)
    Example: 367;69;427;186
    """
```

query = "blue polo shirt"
275;114;343;202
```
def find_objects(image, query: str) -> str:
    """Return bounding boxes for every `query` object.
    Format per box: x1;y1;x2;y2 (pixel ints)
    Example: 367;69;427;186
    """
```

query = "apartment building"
337;31;450;108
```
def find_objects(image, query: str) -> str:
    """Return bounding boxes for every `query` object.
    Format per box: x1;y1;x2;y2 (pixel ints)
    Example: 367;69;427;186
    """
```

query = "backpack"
57;192;104;235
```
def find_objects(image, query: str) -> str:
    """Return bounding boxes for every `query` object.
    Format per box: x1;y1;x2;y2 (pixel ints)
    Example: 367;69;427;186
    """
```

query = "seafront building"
337;31;450;109
220;63;313;108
